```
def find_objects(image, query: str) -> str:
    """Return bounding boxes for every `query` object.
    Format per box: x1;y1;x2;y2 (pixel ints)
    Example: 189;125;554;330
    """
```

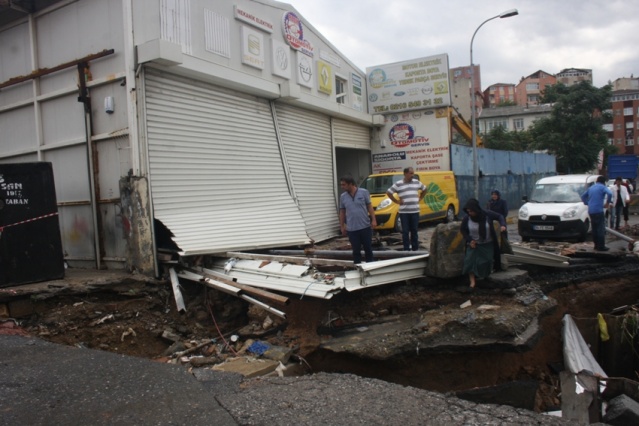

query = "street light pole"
470;9;519;200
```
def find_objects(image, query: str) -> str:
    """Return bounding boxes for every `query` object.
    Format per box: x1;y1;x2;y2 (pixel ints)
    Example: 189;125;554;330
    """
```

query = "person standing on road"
608;180;617;228
486;189;508;219
386;167;427;251
339;175;377;264
580;175;613;251
611;177;630;229
459;198;507;288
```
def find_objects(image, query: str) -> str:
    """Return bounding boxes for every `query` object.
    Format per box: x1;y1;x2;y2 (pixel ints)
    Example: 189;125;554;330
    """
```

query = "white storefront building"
0;0;382;275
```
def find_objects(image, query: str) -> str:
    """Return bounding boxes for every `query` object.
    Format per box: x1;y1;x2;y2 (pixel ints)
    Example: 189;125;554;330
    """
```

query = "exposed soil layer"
10;260;639;413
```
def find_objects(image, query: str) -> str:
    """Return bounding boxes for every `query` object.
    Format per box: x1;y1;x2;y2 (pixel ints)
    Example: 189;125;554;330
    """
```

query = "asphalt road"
0;334;575;425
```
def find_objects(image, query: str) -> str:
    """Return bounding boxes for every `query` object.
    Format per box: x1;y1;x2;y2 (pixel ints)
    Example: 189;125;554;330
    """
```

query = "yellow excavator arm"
449;106;483;147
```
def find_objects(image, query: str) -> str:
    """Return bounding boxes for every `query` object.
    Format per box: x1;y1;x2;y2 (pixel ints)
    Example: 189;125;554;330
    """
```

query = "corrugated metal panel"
144;69;309;255
332;118;371;149
274;103;339;242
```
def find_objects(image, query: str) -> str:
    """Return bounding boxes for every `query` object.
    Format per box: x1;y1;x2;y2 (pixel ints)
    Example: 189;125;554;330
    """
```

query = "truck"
607;155;638;180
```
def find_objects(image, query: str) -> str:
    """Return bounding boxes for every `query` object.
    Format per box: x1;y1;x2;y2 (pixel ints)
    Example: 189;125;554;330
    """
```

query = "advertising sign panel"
371;108;451;173
366;54;451;114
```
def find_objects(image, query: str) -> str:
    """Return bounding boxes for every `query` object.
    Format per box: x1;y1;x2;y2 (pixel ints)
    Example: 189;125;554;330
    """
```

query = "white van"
518;174;602;242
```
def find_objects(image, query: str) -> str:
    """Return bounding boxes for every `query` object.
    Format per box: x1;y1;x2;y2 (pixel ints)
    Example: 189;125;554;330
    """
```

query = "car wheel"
577;218;590;242
445;205;456;223
394;216;402;233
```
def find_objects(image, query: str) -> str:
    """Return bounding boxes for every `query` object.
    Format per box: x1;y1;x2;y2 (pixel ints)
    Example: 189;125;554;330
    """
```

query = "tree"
528;82;612;173
482;127;534;152
496;99;517;108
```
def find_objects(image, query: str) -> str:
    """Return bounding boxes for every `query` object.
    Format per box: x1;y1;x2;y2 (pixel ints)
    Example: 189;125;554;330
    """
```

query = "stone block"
604;394;639;426
426;222;465;278
262;345;293;364
212;357;279;378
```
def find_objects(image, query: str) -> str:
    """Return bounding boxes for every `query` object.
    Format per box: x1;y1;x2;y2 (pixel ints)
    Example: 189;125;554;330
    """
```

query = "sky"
288;0;639;89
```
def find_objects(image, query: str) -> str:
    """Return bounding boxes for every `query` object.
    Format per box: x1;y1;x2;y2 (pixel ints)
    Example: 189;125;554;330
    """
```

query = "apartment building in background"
477;104;552;134
605;77;639;155
483;83;516;108
450;65;481;121
515;70;557;106
555;68;593;86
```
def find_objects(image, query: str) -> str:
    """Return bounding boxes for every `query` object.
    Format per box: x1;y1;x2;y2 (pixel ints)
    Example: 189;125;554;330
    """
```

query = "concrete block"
212;357;279;378
8;298;34;318
604;394;639;426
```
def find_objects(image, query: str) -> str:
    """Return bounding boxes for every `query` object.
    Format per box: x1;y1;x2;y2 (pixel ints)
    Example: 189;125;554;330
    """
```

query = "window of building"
526;83;539;91
514;118;524;130
615;124;622;130
627;121;634;129
624;107;633;116
335;76;347;104
527;95;539;103
608;138;614;145
602;123;613;132
626;138;635;146
487;120;508;130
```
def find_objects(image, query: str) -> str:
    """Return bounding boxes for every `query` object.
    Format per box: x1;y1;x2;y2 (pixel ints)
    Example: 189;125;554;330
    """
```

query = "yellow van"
360;171;459;232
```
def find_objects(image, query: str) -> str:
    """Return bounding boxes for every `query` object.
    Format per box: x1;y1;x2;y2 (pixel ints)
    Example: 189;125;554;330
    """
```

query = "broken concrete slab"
319;293;556;360
482;268;532;289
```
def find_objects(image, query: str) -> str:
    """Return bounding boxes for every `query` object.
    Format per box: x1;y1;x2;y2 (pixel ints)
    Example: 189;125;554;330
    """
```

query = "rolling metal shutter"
144;69;309;255
332;118;371;149
274;103;339;242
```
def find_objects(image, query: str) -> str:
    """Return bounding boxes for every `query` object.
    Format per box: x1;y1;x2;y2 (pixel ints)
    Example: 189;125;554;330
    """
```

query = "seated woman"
459;198;507;288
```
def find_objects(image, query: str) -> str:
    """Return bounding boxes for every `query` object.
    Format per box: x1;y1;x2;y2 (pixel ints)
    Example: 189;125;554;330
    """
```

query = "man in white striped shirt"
386;167;427;251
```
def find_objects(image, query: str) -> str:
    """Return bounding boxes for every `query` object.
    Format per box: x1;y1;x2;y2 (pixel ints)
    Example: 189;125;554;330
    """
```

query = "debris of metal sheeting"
176;269;287;319
606;226;639;252
503;245;571;268
194;252;430;299
268;249;430;260
169;268;186;313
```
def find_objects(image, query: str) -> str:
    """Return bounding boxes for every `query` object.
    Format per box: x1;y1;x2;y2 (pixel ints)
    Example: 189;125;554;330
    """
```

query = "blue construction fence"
451;144;556;213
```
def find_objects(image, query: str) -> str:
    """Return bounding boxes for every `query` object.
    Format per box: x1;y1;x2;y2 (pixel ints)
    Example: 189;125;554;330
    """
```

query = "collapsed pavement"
2;222;639;416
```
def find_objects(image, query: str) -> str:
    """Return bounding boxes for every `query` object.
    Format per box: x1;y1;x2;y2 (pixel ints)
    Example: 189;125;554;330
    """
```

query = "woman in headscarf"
460;198;507;288
486;189;508;218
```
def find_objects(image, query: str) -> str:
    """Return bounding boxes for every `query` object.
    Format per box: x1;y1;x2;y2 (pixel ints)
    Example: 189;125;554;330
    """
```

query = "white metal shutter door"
274;103;338;242
332;118;371;149
144;70;309;255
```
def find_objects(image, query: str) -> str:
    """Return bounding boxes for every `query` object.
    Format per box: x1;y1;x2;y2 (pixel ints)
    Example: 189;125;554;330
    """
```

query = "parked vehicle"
607;155;638;181
518;174;601;242
360;171;459;232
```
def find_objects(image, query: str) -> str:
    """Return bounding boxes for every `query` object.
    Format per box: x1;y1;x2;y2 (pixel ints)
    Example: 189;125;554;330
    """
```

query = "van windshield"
529;183;587;203
360;174;405;195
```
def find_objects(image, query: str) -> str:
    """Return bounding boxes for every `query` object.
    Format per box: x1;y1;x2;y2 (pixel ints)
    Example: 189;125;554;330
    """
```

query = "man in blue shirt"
581;175;613;251
339;175;377;263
